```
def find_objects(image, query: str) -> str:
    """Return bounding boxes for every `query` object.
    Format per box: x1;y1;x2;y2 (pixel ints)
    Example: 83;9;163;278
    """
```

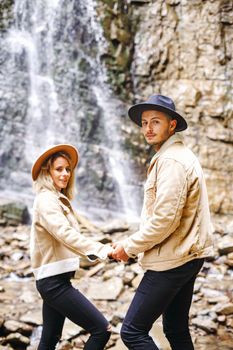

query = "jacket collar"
56;190;72;208
147;133;184;174
40;188;72;207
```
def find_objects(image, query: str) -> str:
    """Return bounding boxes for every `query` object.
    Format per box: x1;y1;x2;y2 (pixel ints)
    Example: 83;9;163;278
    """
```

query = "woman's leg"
38;301;65;350
37;272;111;350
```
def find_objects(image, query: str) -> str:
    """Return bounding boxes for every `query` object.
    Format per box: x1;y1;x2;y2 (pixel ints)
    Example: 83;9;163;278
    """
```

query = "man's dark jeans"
36;271;111;350
121;258;204;350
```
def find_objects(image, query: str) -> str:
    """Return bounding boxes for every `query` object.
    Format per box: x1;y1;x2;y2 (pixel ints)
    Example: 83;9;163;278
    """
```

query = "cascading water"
0;0;141;219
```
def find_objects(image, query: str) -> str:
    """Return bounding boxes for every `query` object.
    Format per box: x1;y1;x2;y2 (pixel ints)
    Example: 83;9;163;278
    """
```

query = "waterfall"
1;0;141;219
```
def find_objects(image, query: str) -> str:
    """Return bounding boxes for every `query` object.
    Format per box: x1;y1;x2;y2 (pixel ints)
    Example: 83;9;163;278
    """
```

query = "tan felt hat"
31;144;79;181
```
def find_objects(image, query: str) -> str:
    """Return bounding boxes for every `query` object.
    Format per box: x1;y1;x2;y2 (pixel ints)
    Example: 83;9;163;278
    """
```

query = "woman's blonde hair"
33;151;76;200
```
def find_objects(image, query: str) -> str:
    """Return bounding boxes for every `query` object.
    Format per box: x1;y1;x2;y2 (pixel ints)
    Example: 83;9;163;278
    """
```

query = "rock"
3;332;30;347
0;345;14;350
62;319;82;340
3;320;33;336
20;310;42;326
131;273;143;289
207;295;230;305
217;236;233;255
192;317;218;334
0;216;233;349
0;316;4;327
215;303;233;315
226;317;233;328
226;252;233;267
150;321;171;349
100;220;129;234
122;271;135;285
86;276;123;300
218;315;226;324
109;337;127;349
0;198;30;226
111;314;124;326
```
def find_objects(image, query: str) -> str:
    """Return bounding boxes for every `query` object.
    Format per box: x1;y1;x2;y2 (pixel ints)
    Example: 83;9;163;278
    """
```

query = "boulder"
0;198;30;226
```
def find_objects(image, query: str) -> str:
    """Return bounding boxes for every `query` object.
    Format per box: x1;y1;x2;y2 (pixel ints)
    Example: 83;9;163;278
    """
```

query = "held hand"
111;243;129;262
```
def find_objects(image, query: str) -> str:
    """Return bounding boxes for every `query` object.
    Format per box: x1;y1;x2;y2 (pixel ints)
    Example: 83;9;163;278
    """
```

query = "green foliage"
0;0;14;31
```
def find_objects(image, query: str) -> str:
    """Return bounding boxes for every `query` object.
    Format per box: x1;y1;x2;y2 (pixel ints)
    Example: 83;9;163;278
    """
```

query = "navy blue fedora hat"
128;94;187;132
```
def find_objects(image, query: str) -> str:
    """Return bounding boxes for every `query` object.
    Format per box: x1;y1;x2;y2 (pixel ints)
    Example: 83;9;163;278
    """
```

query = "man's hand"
109;242;129;262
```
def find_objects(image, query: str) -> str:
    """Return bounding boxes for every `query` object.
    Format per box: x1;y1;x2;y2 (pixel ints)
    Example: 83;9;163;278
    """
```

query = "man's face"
141;110;177;151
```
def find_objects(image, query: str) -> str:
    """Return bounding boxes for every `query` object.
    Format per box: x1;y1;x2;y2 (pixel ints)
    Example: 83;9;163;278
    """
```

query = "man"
110;94;213;350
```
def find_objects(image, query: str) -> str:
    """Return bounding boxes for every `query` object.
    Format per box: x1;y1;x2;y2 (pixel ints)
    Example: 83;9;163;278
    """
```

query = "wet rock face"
0;216;233;349
126;0;233;215
1;0;232;217
0;0;142;215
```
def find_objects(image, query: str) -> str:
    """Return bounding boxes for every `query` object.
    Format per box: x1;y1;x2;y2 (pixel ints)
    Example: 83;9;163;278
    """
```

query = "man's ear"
170;119;177;132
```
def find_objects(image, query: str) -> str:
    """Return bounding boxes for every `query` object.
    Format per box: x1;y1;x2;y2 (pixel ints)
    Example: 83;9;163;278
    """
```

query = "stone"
192;317;218;334
109;337;127;349
217;236;233;255
0;198;30;226
20;310;42;326
86;277;123;300
215;303;233;315
3;320;33;336
130;0;151;3
3;332;30;347
226;317;233;328
131;273;143;289
100;220;129;234
0;316;4;328
150;321;171;349
218;315;226;324
62;319;82;340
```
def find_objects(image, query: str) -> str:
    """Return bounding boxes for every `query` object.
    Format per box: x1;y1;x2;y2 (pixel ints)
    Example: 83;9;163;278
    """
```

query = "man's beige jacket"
123;134;214;271
30;190;111;280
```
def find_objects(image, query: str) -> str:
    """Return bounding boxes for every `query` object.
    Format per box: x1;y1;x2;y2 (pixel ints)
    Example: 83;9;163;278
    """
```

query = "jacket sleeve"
36;192;111;260
123;158;188;257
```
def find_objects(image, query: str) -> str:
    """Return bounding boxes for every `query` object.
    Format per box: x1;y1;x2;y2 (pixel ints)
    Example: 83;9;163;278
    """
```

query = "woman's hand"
108;242;129;262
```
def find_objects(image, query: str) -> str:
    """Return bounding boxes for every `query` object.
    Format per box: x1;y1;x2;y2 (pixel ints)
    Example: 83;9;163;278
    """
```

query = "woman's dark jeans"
36;271;111;350
121;259;204;350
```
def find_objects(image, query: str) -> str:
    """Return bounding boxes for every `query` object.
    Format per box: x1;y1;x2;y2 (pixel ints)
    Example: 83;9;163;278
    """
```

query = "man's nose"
146;122;153;132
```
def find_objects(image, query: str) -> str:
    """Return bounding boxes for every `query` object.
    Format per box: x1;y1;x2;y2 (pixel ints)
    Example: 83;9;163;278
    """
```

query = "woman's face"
49;156;71;191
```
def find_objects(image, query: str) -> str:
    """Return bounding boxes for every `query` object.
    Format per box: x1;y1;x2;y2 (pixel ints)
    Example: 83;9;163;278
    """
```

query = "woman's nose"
62;169;68;176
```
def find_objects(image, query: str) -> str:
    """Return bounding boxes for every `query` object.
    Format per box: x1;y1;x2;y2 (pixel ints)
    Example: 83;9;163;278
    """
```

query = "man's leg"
121;270;181;350
121;259;204;350
163;259;204;350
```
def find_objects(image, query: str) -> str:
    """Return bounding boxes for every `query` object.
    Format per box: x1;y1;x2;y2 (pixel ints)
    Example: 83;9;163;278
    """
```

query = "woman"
30;144;112;350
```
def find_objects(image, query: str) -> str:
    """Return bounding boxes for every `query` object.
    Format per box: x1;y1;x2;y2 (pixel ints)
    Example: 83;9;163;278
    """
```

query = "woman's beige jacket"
30;189;111;280
123;134;214;271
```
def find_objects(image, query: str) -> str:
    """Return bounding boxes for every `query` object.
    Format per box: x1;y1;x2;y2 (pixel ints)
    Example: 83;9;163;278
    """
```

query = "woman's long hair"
33;151;76;200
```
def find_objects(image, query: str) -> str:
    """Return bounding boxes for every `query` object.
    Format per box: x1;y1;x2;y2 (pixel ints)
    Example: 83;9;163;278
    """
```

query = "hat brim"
128;103;187;132
31;144;79;181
